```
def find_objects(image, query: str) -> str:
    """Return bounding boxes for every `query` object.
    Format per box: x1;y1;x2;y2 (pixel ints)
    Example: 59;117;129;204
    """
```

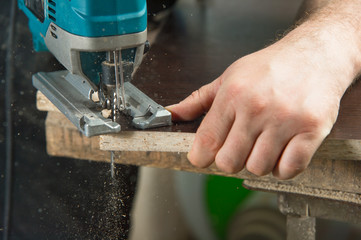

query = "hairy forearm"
278;0;361;93
296;0;330;19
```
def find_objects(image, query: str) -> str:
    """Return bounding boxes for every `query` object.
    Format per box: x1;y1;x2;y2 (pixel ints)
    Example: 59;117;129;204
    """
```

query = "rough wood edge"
45;112;111;161
243;179;361;205
44;112;268;180
100;133;361;161
99;132;195;152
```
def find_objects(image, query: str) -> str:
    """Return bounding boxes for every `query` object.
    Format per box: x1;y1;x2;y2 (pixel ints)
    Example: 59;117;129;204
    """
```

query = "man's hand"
167;0;361;179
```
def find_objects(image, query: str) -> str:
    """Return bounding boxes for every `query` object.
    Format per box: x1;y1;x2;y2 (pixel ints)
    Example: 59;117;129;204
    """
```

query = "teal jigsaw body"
18;0;172;136
18;0;147;51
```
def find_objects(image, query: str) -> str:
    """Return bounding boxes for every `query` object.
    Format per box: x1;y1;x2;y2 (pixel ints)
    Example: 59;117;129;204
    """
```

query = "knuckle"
246;142;277;176
300;111;324;130
246;162;271;177
190;89;207;112
274;105;295;122
226;84;245;101
189;157;209;168
226;86;269;117
248;95;268;116
216;156;242;174
190;85;214;112
278;157;308;180
190;89;201;102
196;130;222;153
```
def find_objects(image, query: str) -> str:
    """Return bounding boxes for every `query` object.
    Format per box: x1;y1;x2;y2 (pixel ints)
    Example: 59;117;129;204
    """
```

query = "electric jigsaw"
19;0;172;137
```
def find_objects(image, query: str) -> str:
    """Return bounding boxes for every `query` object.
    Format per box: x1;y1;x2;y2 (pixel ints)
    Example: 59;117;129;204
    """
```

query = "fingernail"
187;146;197;165
165;104;181;121
165;104;177;111
187;142;197;160
187;137;197;161
187;151;192;161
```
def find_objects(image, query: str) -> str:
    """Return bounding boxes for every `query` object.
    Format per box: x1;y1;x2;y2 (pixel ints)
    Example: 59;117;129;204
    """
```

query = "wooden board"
44;111;361;202
39;0;361;204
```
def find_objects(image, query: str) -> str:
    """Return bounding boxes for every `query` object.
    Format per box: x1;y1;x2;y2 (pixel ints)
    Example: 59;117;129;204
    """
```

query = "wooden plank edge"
100;133;361;161
243;179;361;205
100;132;194;153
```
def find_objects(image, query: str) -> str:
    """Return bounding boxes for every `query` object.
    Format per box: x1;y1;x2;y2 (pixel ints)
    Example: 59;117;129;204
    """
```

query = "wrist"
273;17;361;94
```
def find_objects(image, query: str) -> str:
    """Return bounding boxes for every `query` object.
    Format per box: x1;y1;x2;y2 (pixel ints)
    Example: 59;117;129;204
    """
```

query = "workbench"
37;0;361;239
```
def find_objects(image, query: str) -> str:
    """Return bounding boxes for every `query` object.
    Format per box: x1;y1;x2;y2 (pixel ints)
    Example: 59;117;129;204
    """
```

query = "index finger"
187;88;235;168
166;78;222;121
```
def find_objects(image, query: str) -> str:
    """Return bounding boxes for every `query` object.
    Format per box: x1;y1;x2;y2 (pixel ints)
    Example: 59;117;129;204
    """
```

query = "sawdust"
87;168;134;240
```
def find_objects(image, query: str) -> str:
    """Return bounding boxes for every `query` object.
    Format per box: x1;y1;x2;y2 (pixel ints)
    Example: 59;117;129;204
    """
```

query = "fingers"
245;129;291;176
188;109;325;178
272;132;325;179
166;78;222;121
190;115;324;179
215;117;259;173
187;94;235;168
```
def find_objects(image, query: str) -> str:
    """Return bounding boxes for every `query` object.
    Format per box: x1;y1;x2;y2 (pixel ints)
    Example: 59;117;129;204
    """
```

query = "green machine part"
205;176;252;239
175;171;285;240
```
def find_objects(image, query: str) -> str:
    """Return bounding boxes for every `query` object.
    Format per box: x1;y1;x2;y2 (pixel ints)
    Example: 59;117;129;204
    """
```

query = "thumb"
166;78;221;121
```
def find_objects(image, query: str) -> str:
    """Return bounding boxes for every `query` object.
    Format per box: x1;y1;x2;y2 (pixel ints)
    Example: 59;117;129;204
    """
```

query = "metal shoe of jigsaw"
19;0;172;137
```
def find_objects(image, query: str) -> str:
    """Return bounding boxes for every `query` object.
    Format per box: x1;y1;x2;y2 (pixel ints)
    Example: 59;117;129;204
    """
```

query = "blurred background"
1;0;361;239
